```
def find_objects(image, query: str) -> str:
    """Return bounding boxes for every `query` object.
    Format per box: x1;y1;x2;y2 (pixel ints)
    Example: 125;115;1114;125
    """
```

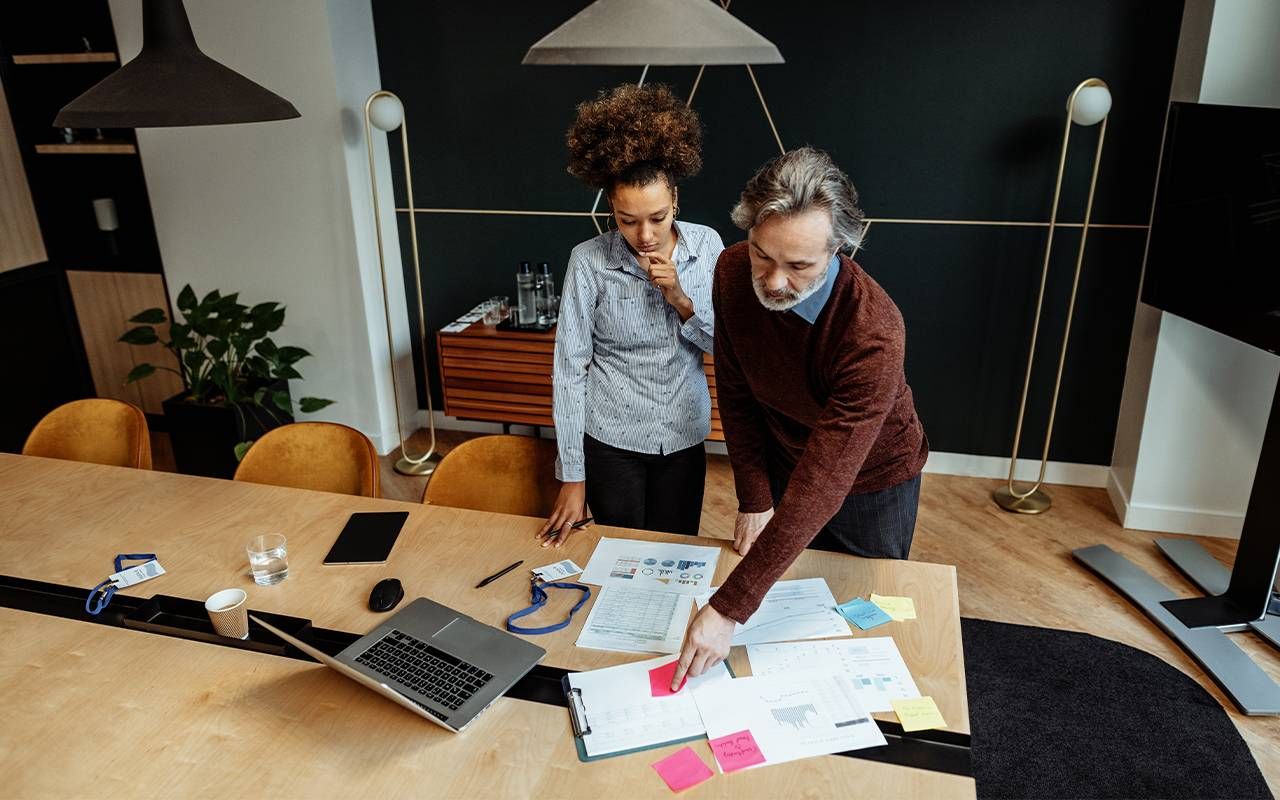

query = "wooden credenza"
437;322;724;441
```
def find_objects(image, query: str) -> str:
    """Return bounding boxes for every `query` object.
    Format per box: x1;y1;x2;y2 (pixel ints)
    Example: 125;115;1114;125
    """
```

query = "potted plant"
120;284;334;478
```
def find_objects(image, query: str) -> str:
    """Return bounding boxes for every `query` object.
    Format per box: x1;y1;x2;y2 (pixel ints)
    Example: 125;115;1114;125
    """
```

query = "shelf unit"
0;2;178;441
437;322;725;441
12;52;117;65
34;141;137;154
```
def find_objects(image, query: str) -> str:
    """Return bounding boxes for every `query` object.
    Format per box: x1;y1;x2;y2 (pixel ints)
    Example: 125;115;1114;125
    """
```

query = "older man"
672;147;928;688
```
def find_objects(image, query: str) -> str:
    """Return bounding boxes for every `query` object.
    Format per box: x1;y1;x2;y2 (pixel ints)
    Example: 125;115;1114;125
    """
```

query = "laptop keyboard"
354;629;495;713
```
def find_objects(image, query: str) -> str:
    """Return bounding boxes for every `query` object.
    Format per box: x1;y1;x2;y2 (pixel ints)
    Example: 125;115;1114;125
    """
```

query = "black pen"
475;560;523;589
547;517;594;544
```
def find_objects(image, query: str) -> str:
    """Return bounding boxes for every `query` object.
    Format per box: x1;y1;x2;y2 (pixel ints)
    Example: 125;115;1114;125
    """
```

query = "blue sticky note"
837;598;893;630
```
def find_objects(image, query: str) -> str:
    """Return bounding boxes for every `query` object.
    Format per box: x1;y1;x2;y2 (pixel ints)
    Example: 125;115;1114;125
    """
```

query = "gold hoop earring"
605;214;616;232
672;204;680;218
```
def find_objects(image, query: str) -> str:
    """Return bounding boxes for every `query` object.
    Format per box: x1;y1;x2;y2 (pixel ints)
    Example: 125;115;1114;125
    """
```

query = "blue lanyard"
85;553;157;616
506;579;591;635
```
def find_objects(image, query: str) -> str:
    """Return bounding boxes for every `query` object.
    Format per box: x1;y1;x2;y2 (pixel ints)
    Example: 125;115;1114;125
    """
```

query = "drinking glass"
247;533;289;585
483;296;509;325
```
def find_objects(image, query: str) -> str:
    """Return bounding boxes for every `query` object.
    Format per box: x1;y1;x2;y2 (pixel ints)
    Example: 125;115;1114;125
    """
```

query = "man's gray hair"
730;146;866;254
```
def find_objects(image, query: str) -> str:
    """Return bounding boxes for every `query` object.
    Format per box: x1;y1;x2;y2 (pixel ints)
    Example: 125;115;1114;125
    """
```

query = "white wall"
108;0;418;453
1109;0;1280;537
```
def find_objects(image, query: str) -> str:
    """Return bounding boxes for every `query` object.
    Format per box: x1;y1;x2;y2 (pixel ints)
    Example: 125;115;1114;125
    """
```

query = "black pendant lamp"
54;0;299;128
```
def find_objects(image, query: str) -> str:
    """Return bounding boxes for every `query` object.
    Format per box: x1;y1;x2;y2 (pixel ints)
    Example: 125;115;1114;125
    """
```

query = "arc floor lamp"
994;78;1112;514
364;90;440;477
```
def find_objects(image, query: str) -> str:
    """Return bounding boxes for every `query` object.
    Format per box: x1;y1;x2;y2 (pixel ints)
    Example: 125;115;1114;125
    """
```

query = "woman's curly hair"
566;84;703;192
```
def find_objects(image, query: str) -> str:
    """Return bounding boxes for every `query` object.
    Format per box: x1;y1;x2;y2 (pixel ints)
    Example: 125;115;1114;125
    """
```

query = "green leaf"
200;289;222;309
184;350;206;372
250;302;278;319
206;339;229;359
276;346;311;365
124;363;156;384
253;387;267;406
271;390;292;414
177;285;197;313
119;326;159;345
244;355;272;378
256;337;278;358
128;307;167;324
272;365;302;380
233;441;254;462
266;308;285;332
298;397;335;413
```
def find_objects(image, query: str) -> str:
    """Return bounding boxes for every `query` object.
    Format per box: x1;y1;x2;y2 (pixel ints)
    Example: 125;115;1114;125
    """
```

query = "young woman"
536;84;724;546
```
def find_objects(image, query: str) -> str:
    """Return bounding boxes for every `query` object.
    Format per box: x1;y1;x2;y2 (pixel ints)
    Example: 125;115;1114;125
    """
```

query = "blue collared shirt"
553;221;725;481
791;254;841;324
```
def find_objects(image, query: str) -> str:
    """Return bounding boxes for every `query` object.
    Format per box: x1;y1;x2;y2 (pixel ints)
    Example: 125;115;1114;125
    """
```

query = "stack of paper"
692;672;886;772
575;584;694;654
695;578;851;645
581;537;720;595
566;655;732;759
746;638;921;712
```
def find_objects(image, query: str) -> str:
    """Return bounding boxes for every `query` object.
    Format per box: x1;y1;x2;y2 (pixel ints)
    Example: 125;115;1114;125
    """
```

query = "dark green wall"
372;0;1184;465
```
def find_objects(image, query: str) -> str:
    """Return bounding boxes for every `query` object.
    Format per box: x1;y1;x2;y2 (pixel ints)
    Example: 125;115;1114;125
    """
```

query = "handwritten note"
891;696;947;732
870;594;917;621
649;660;688;697
652;746;714;792
836;597;893;630
708;729;767;773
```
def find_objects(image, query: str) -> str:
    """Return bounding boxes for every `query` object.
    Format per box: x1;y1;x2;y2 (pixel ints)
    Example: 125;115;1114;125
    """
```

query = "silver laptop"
250;596;544;732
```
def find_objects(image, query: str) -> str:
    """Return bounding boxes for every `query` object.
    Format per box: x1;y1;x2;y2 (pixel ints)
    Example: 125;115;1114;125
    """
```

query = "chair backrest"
233;422;380;498
423;435;559;517
22;398;152;469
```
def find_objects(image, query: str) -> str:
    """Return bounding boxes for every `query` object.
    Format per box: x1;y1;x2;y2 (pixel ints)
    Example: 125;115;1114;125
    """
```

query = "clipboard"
563;664;735;763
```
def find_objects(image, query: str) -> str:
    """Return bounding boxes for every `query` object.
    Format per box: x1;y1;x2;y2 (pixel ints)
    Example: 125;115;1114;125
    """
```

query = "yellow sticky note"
891;697;947;732
870;593;917;620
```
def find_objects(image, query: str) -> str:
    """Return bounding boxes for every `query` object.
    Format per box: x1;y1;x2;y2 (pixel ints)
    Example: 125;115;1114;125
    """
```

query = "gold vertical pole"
994;78;1110;514
364;90;441;476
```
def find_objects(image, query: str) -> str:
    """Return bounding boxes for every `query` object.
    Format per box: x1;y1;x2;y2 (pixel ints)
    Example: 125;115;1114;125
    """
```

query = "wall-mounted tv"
1142;101;1280;355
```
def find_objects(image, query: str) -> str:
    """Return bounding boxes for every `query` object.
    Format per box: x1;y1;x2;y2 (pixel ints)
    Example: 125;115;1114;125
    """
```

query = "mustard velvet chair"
423;435;560;517
233;422;380;498
22;398;153;469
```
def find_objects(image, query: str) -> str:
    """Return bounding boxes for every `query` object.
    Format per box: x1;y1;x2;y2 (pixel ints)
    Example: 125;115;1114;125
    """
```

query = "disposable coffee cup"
205;588;249;640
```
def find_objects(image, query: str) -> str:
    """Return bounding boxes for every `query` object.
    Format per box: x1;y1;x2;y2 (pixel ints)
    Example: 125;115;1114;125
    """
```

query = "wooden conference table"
0;454;973;798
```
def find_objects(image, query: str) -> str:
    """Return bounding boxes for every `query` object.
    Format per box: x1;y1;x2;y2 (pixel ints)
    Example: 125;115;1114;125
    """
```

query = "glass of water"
483;295;509;325
247;533;289;585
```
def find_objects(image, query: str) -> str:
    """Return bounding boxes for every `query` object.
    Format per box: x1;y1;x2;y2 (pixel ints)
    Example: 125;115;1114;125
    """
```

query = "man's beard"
752;261;831;311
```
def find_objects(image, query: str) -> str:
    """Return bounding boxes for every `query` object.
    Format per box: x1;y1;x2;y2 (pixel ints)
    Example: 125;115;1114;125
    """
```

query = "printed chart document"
581;537;720;595
692;671;886;770
746;637;921;712
565;655;732;759
694;578;851;645
576;584;694;654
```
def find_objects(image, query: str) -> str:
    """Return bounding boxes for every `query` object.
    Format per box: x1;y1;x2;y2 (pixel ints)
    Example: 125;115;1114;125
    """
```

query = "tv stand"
1074;377;1280;715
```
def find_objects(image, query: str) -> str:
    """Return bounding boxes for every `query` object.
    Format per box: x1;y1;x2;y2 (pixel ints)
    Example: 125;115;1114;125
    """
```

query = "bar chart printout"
692;673;886;771
746;638;922;713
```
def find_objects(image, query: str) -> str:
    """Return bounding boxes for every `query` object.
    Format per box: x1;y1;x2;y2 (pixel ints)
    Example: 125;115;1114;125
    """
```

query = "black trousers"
768;462;921;559
583;435;706;536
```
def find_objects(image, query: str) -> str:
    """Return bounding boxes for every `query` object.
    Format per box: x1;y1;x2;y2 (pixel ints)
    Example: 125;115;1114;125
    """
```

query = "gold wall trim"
394;207;1148;229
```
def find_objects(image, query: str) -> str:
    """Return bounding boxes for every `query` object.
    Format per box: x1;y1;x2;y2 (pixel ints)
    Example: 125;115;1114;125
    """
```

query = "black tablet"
322;511;409;565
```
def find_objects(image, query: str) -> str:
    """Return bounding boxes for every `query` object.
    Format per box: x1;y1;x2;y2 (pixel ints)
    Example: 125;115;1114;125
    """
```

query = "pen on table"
475;560;523;589
545;516;594;548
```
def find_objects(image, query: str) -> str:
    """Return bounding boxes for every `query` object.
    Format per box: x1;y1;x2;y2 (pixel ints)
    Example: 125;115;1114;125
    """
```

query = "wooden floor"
156;428;1280;792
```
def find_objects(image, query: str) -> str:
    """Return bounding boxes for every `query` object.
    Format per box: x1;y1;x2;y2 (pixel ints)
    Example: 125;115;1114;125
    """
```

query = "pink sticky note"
649;660;688;697
708;729;766;773
652;746;714;793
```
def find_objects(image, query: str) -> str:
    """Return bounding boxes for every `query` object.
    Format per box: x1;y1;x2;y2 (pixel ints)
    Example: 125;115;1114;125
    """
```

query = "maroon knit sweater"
708;242;928;623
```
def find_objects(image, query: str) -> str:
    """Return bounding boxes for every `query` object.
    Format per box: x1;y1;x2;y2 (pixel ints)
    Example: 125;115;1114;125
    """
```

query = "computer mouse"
369;578;404;613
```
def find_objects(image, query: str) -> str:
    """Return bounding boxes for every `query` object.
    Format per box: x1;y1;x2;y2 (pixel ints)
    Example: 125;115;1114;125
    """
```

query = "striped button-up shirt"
553;221;725;481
